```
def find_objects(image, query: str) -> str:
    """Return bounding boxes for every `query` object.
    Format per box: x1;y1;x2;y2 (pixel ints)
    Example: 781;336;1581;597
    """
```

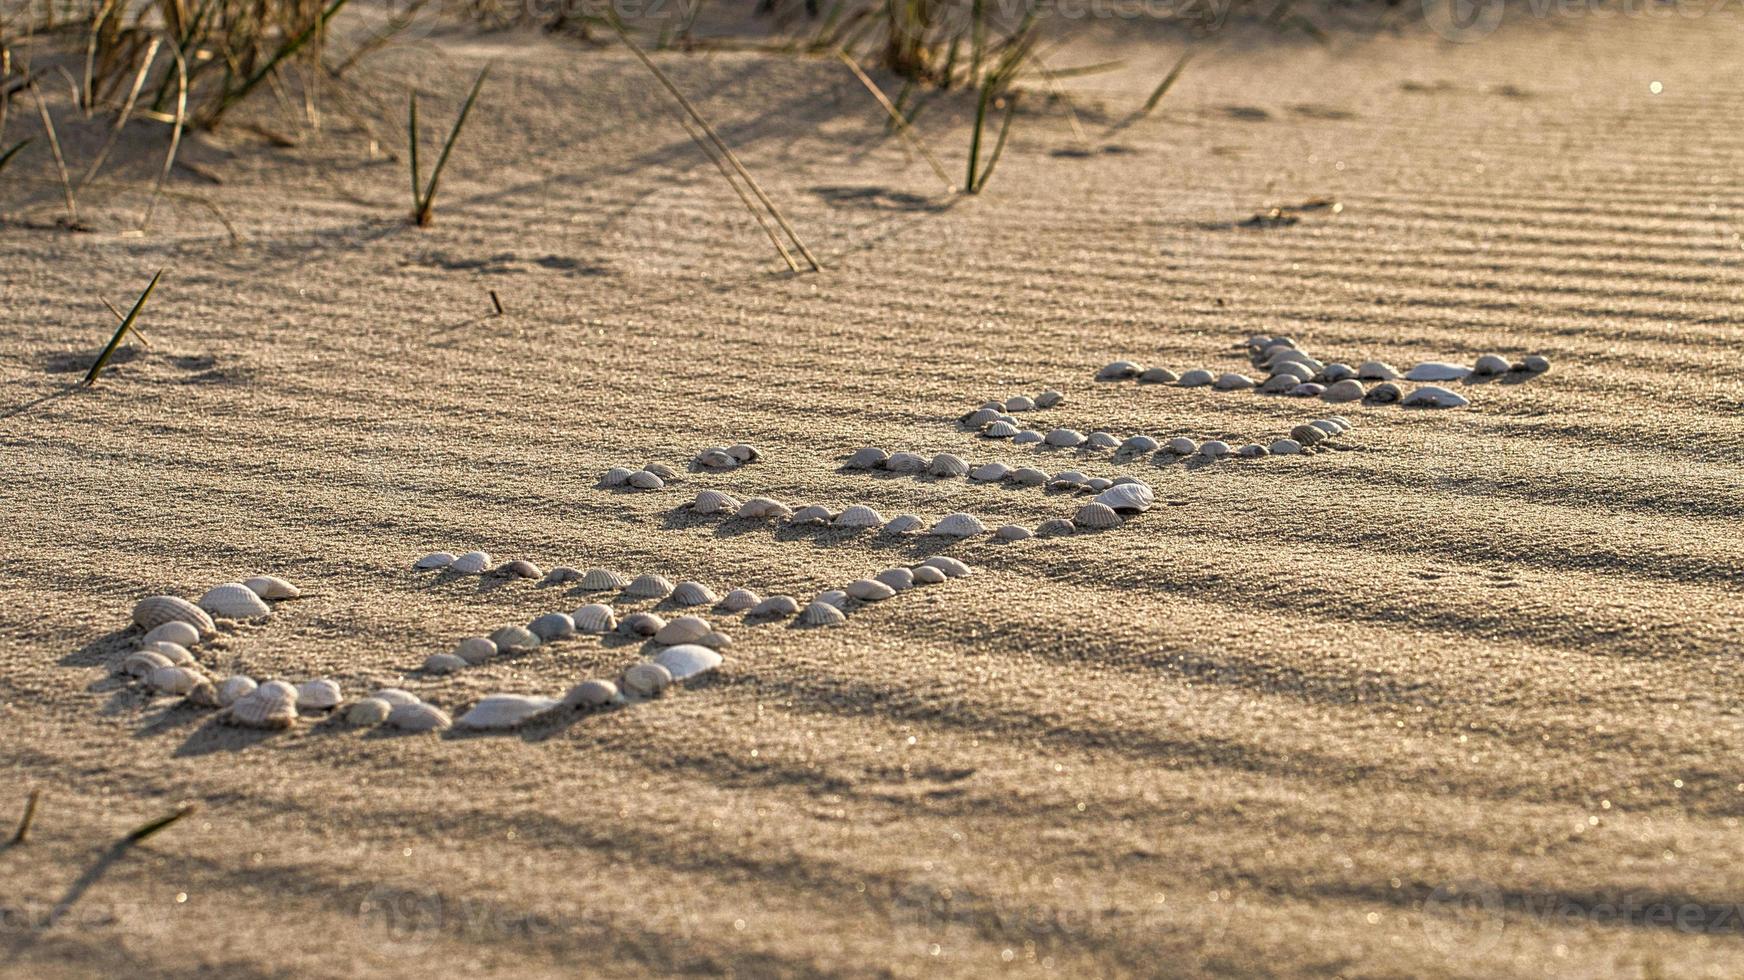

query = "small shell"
622;663;674;697
1115;436;1157;457
619;611;666;636
1073;502;1123;529
244;575;299;600
799;601;847;626
846;578;896;601
387;702;451;733
226;681;298;730
528;612;576;641
1177;369;1215;387
1366;382;1404;404
928;453;969;477
692;490;741;515
1035;390;1064;408
216;676;257;707
994;524;1032;541
719;588;761;612
1138;367;1179;384
1521;354;1551;373
846;447;890;469
1085;477;1113;492
654;644;724;681
346;698;392;726
414;551;457;570
695;448;738;470
580;568;629;591
1199;440;1231;459
1270;361;1315;382
749;595;800;617
296;679;342;710
488;625;541;654
370;688;421;706
1165;437;1197;455
700;631;732;649
1005;395;1036;411
1406;361;1472;382
564;680;621;709
624;574;676;599
454;636;497;664
423;652;468;674
572;604;617;633
198;583;272;620
132;595;215;636
450;551;492;574
1093;482;1155;513
919;556;971;578
1036;518;1076;536
874;568;915;591
546;566;584;583
737;497;793;520
970;462;1013;482
1402;385;1471;408
1237;443;1269;458
1011;430;1045;445
816;590;849;609
1012;467;1049;487
963;408;1003;429
1326;416;1354;432
1309;420;1342;437
1288;383;1325;398
983;420;1020;438
1322;379;1366;402
1049;470;1088;489
1356;361;1400;380
601;467;635;487
1044;428;1086;448
883;451;927;473
644;463;680;480
1318;363;1356;383
834;504;885;528
628;470;666;490
1213;372;1255;391
727;444;761;463
672;581;718;606
1290;423;1328;448
140;641;195;665
790;504;835;525
1269;438;1303;455
883;515;926;535
148;665;204;695
1258;374;1301;394
493;559;542;579
910;565;949;584
141;621;201;648
457;694;560;730
930;513;986;538
654;615;710;644
1096;360;1143;380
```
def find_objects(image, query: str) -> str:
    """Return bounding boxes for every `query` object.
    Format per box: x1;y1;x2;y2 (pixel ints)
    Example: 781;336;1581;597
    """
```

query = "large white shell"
493;559;542;579
551;568;587;586
199;583;273;619
148;665;204;695
1270;361;1315;382
1319;363;1357;383
834;504;885;528
1074;502;1123;528
845;578;896;601
619;612;666;636
1288;383;1325;398
1405;362;1470;382
1035;390;1064;408
489;625;541;653
1011;430;1044;445
1177;368;1215;387
919;556;971;578
718;588;760;612
654;615;710;644
457;694;560;730
1213;372;1255;390
970;462;1012;482
1044;428;1086;448
1323;379;1365;402
1012;467;1048;487
928;453;969;477
874;568;915;591
930;513;986;538
995;524;1032;541
1357;360;1401;380
1199;440;1231;459
628;470;665;490
140;621;201;648
672;581;718;606
572;604;616;633
846;447;889;469
692;490;741;514
455;636;497;664
800;601;847;626
122;649;173;678
964;408;1003;429
1096;360;1142;380
1005;395;1035;411
816;590;849;609
528;612;576;640
1093;482;1154;513
695;448;738;470
911;564;948;584
654;644;723;681
1402;385;1471;408
423;652;467;674
140;640;195;665
982;420;1019;438
1290;423;1328;448
226;680;298;730
1165;437;1197;455
297;679;342;710
624;574;675;599
387;702;451;732
1085;432;1121;450
1035;518;1076;537
883;514;925;536
1237;444;1269;458
601;466;635;487
1269;438;1303;455
749;595;800;617
1138;367;1178;384
217;675;257;707
451;551;491;574
564;679;621;708
580;568;629;590
727;444;760;463
1521;354;1551;373
790;505;835;525
132;595;215;636
737;497;793;520
244;575;299;600
346;698;392;726
1258;373;1301;394
414;551;457;570
622;663;674;698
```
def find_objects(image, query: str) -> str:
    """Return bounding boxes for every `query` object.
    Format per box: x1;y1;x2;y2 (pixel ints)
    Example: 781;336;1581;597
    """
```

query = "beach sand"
3;14;1743;977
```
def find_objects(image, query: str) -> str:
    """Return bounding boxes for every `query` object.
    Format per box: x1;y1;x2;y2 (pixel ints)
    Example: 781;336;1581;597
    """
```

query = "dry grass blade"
1139;50;1193;117
412;66;488;227
29;81;78;225
82;269;163;386
80;35;160;188
973;90;1018;193
141;45;187;233
0;138;31;174
678;113;797;272
200;0;351;127
11;790;40;845
125;803;196;842
835;50;955;194
101;296;153;348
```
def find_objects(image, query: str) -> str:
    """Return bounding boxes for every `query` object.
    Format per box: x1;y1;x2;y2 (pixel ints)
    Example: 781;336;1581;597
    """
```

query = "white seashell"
140;621;201;649
846;447;890;469
1073;502;1123;529
846;578;896;601
1011;430;1045;445
1096;360;1142;380
1005;395;1036;411
1402;385;1471;408
1521;354;1551;373
927;453;969;477
654;615;710;644
930;513;986;537
296;679;342;710
672;581;718;606
1177;369;1215;387
983;420;1020;438
1323;379;1366;402
654;644;723;681
198;583;272;620
572;604;616;633
1044;428;1086;447
899;566;941;587
737;497;793;520
970;462;1013;482
564;680;620;709
727;444;761;463
1326;416;1354;432
963;408;1003;429
628;470;665;490
1050;470;1089;488
883;451;926;473
1094;482;1155;512
458;694;560;730
1036;518;1076;536
700;631;732;649
1165;437;1197;455
414;551;457;570
494;559;542;579
346;698;392;726
622;663;674;697
874;568;915;591
226;681;298;730
1366;382;1404;404
132;595;215;636
580;568;629;591
454;636;497;664
1357;360;1401;380
1237;443;1269;458
1318;363;1357;383
1012;467;1048;486
919;556;971;578
619;611;666;636
424;652;467;674
244;575;299;600
370;688;421;706
1269;438;1303;455
216;675;257;707
148;665;204;695
816;590;849;609
1084;478;1113;491
644;463;680;480
1288;383;1325;398
799;601;847;626
748;595;800;617
489;625;541;654
1310;420;1342;437
1117;436;1159;456
1199;440;1231;459
1213;372;1255;390
140;641;195;665
1290;423;1328;448
601;467;636;487
1405;361;1471;382
1138;367;1179;384
834;504;885;528
1264;348;1320;370
1258;374;1301;394
692;490;741;515
791;504;835;525
546;566;585;583
719;588;761;612
528;612;576;641
1269;361;1316;382
387;702;451;733
883;515;926;535
995;524;1032;541
624;574;675;599
451;551;491;574
695;448;738;470
1085;432;1121;450
1035;390;1064;408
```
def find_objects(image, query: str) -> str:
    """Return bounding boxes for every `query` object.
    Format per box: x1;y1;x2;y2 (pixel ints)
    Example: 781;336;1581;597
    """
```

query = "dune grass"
407;67;489;227
82;269;163;387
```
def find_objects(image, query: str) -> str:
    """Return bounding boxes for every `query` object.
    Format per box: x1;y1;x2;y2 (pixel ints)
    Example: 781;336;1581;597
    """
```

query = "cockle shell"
654;644;723;682
423;653;467;674
132;595;215;636
451;551;491;574
883;515;925;535
884;452;927;473
695;448;738;470
1269;438;1303;455
572;604;616;633
692;490;741;515
875;568;915;590
737;497;793;520
140;641;195;665
1165;437;1197;455
1035;390;1064;408
1094;482;1155;512
297;679;342;711
1097;360;1142;380
1006;395;1036;411
1402;385;1471;408
564;680;620;709
1012;430;1045;445
1318;363;1356;383
1085;478;1113;492
654;615;710;644
546;566;584;583
1085;432;1120;450
1366;382;1404;404
907;565;946;584
148;665;204;695
1050;470;1089;489
1045;428;1086;447
1199;440;1231;459
728;444;761;463
455;636;497;664
810;590;845;609
226;681;298;730
1012;467;1048;486
1521;354;1551;373
700;631;732;649
930;513;986;537
719;588;761;612
845;579;896;601
644;463;680;480
529;612;576;641
928;453;969;477
625;574;676;599
964;408;1004;429
1357;361;1401;380
580;568;629;590
141;621;201;648
1288;383;1325;398
1138;367;1179;384
1290;424;1328;448
198;583;272;620
1073;502;1123;529
1323;379;1365;402
672;581;718;606
414;552;457;570
1309;420;1342;437
1117;436;1159;456
457;694;560;730
1326;416;1354;432
601;467;635;487
346;698;392;726
995;524;1032;541
835;504;885;528
1036;518;1076;536
488;625;540;654
217;675;257;707
494;559;542;579
371;688;420;706
800;601;847;626
244;576;299;600
1405;362;1470;382
970;462;1012;482
628;470;665;490
1270;361;1315;382
1258;374;1300;394
983;420;1020;438
846;447;890;469
919;556;971;578
1237;443;1268;458
622;663;674;697
1177;369;1215;387
749;595;800;617
619;611;666;636
1213;372;1255;390
387;702;451;733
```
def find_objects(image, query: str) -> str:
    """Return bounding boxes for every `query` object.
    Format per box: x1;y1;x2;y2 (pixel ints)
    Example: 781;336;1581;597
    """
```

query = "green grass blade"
0;139;32;175
1140;50;1193;117
415;66;488;226
966;81;990;192
201;0;350;127
974;90;1018;193
408;90;422;213
82;270;162;387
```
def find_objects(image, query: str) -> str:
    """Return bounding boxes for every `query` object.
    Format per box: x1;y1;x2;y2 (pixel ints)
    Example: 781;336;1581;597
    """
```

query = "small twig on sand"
11;790;41;845
125;803;196;843
488;290;504;316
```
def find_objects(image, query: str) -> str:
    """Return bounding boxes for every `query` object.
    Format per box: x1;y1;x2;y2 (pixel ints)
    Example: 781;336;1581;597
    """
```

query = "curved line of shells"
952;409;1358;460
598;444;765;491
